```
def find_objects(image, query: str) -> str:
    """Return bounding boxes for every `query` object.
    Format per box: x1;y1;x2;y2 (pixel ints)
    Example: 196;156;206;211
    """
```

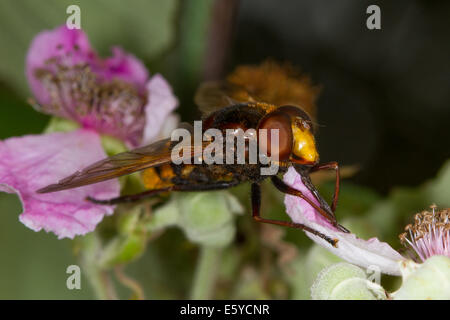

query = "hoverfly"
37;61;348;246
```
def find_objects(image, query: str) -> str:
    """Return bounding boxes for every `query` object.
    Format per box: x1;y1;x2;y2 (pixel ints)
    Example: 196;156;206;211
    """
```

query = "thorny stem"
190;246;222;299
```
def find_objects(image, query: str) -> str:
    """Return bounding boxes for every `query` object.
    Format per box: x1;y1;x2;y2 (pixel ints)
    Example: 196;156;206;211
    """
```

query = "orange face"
290;117;319;165
257;105;319;165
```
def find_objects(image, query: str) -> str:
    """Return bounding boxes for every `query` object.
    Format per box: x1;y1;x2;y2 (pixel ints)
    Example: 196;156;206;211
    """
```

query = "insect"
37;61;348;246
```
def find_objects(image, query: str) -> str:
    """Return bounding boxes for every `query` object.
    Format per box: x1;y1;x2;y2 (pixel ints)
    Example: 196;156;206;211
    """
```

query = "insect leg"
87;188;172;205
87;181;239;205
311;161;340;213
251;183;338;247
271;176;349;233
173;181;240;192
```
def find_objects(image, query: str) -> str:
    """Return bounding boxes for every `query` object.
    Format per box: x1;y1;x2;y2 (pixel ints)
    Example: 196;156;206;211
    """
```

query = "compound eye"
257;111;293;161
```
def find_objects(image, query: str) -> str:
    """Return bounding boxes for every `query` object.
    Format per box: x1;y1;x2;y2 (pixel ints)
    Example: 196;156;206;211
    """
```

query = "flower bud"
147;199;180;231
311;262;387;300
177;192;243;247
148;191;242;247
393;256;450;300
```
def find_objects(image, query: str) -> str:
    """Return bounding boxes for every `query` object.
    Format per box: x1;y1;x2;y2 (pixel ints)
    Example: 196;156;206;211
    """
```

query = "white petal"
284;166;404;276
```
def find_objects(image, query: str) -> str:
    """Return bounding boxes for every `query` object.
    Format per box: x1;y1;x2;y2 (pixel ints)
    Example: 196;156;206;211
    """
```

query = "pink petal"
100;47;148;93
142;74;179;144
26;25;94;106
0;129;120;239
26;25;149;106
283;167;404;276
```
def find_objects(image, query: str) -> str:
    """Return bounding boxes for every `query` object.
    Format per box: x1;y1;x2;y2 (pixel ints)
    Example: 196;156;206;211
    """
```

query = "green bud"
186;223;235;248
393;256;450;300
146;197;181;231
328;278;379;300
147;191;242;247
117;207;142;235
311;262;387;300
177;192;242;248
44;117;79;133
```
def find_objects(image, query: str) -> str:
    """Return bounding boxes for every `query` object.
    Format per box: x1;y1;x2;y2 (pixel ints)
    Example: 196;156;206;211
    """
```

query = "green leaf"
0;0;178;96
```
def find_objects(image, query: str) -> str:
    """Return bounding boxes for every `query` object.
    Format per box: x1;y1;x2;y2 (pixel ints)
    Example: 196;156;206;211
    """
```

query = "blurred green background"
0;0;449;299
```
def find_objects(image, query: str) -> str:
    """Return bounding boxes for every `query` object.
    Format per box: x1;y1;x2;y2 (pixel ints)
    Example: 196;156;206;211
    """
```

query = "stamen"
33;58;146;146
399;205;450;262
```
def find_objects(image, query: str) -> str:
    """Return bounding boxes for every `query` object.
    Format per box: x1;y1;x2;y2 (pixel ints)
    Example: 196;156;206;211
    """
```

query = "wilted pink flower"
399;205;450;262
0;25;178;238
26;25;177;147
283;167;405;276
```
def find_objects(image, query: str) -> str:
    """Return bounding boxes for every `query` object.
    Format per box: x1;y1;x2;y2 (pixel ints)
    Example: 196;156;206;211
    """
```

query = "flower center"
399;205;450;262
34;61;146;146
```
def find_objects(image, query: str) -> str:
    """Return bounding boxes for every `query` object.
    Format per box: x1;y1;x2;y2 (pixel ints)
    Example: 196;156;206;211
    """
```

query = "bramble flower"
390;205;450;299
399;205;449;262
26;25;177;147
305;202;450;299
0;25;178;239
283;167;404;276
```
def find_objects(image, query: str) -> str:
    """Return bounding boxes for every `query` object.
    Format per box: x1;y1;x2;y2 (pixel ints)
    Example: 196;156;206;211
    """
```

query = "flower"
0;25;178;238
26;25;177;147
393;206;450;299
399;205;449;262
283;166;405;276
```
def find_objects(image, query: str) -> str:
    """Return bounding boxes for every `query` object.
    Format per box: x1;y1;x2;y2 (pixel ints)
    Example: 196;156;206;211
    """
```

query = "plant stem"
114;265;145;300
190;246;222;299
78;233;118;300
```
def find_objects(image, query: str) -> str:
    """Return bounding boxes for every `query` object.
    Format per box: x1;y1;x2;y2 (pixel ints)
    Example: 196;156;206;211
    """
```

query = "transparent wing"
37;137;206;193
194;81;242;115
